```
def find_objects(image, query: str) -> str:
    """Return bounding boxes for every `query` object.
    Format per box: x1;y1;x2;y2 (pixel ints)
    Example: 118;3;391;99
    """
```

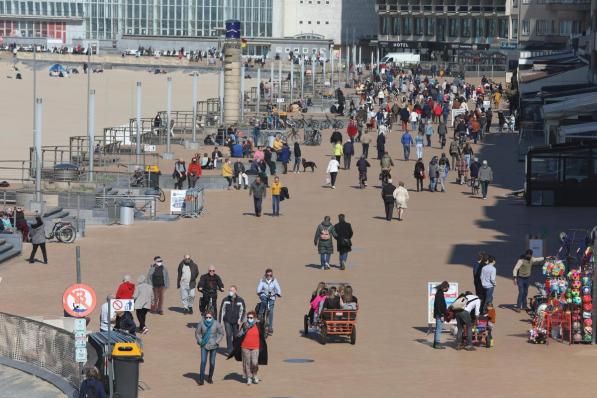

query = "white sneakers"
246;376;260;385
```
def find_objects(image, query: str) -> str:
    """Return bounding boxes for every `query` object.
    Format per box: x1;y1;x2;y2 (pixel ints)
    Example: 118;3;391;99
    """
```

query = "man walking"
512;250;544;312
433;281;449;349
177;254;199;314
361;130;371;158
480;255;496;313
147;256;169;315
401;130;414;161
342;140;354;170
478;160;493;200
249;176;267;217
381;178;397;221
220;285;246;355
334;214;353;270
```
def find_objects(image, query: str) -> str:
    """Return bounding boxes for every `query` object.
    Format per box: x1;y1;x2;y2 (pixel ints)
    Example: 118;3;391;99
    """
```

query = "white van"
380;52;420;67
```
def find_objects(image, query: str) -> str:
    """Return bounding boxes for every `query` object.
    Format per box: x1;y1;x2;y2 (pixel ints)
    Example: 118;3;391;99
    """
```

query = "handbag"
341;238;352;247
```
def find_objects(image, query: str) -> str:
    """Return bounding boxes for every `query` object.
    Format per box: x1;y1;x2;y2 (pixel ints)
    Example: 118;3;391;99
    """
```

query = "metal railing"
180;187;205;218
0;312;80;391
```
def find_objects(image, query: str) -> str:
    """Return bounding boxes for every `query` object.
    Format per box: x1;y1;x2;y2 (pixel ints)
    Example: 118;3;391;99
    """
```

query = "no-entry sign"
63;284;97;318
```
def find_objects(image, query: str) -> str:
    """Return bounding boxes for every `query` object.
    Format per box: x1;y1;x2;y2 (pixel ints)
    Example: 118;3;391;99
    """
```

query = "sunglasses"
266;273;273;276
247;317;254;320
209;270;215;273
205;316;213;319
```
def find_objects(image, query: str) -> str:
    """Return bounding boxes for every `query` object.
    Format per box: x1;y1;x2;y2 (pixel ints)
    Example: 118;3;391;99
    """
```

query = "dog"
302;158;317;172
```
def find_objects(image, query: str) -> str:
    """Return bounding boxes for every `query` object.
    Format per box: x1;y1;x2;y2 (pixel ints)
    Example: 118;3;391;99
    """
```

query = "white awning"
542;91;597;119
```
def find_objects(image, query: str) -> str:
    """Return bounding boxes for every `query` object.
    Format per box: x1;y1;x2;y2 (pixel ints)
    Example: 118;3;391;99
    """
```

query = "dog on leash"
302;158;317;172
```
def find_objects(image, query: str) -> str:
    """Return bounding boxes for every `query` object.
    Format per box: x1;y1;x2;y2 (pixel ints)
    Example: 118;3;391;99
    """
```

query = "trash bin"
88;331;139;393
119;200;135;225
112;342;143;398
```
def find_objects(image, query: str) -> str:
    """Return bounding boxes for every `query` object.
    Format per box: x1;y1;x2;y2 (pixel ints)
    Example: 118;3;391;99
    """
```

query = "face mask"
184;260;191;265
247;319;255;326
228;291;235;297
205;318;213;325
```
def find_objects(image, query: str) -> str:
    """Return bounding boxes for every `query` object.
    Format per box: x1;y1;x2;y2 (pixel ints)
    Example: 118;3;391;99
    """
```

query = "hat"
123;275;132;282
482;160;488;165
154;256;162;262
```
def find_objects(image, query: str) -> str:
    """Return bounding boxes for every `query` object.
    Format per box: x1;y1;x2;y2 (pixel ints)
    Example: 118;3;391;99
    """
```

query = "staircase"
0;235;22;264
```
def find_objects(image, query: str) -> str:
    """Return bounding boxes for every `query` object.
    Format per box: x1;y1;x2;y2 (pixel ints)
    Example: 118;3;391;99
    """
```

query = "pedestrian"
326;157;340;189
233;160;248;190
425;122;433;147
376;131;386;160
473;252;488;309
393;181;409;221
264;147;276;175
381;178;397;221
437;121;447;149
220;285;246;355
279;143;291;174
270;176;282;216
409;109;419;131
334;214;353;270
437;154;450;192
99;294;115;332
177;254;199;314
115;275;135;299
78;367;107;398
415;131;424;159
333;141;343;163
455;155;468;185
147;256;169;315
114;310;137;335
195;311;225;385
173;159;186;189
449;139;460;168
133;275;153;334
28;215;47;264
342;140;354;170
428;156;439;192
481;255;496;313
401;130;414;161
228;311;268;386
512;249;545;312
432;281;449;349
198;265;225;318
249;176;267;217
478;160;493;200
360;129;371;158
222;158;233;190
314;216;337;270
454;292;480;351
292;142;301;173
187;157;202;188
414;158;425;192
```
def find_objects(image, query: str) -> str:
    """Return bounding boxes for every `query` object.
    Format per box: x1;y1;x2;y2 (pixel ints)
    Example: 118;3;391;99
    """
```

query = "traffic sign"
63;284;97;318
74;318;86;333
111;299;134;312
75;347;87;363
75;338;87;349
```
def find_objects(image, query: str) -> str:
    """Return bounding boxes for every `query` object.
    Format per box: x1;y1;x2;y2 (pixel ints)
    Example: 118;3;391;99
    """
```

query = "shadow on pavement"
182;372;203;385
223;372;245;383
186;322;198;329
168;306;187;314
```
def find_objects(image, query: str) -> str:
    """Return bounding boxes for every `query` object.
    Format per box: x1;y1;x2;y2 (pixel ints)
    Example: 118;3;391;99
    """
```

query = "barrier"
0;312;80;394
180;187;205;218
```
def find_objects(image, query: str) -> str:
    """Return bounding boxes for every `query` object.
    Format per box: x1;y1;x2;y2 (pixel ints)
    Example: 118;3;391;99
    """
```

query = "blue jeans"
517;277;530;309
272;195;280;215
410;121;417;130
434;317;444;343
429;177;437;192
259;295;276;330
481;180;489;198
484;286;494;311
320;253;331;268
403;144;411;161
339;251;348;265
253;197;263;216
292;156;301;172
200;347;217;380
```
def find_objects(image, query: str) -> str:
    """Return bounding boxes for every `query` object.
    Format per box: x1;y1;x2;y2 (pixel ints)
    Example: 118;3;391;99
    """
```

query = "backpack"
450;296;468;312
319;226;331;240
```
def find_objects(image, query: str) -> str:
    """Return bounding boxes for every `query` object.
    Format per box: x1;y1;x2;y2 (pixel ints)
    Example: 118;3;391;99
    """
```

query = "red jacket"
116;282;135;299
347;121;358;138
188;162;202;177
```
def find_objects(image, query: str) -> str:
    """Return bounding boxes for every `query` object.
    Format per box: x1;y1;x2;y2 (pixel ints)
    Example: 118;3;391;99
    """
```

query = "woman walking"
334;214;353;270
195;311;225;385
415;131;424;159
326;157;340;189
133;275;153;334
270;176;282;216
414;158;425;192
314;216;337;270
393;181;409;221
28;215;47;264
228;311;268;386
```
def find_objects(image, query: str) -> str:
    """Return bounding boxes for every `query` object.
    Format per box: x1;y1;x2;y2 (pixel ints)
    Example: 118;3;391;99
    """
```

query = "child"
309;288;327;325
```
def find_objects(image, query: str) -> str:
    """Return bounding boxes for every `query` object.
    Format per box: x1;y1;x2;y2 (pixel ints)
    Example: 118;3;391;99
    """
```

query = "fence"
0;312;80;392
181;187;205;218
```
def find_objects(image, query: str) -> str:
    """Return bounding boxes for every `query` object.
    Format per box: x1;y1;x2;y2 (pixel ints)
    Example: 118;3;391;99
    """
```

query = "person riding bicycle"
356;156;371;187
256;268;282;335
198;265;224;318
380;151;394;184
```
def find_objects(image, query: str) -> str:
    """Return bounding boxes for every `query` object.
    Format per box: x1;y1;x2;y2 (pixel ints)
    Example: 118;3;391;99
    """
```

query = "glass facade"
0;0;273;40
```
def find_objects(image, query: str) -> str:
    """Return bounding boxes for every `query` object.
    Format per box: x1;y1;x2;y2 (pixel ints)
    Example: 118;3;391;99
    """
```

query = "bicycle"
257;293;279;337
358;171;367;189
45;220;77;243
285;128;301;144
201;296;216;317
303;129;322;146
130;170;166;202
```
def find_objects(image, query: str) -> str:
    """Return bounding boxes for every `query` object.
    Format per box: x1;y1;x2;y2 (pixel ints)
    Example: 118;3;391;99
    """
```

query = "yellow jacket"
333;143;343;156
271;181;283;196
273;138;283;152
222;163;233;177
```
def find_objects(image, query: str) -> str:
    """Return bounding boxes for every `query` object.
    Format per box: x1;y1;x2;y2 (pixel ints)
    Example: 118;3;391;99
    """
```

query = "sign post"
427;282;459;326
63;284;96;369
170;189;187;214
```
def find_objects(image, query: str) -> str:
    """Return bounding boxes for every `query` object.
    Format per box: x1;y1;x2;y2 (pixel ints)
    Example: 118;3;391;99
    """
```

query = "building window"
461;18;471;37
425;17;434;36
498;19;508;38
535;20;546;35
381;16;390;35
392;17;400;35
414;17;423;36
522;0;531;3
325;21;329;24
299;21;303;24
559;20;572;36
402;16;411;35
448;18;457;37
521;20;530;36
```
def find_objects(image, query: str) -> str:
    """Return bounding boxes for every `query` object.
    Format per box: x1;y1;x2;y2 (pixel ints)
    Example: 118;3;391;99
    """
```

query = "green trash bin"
112;342;143;398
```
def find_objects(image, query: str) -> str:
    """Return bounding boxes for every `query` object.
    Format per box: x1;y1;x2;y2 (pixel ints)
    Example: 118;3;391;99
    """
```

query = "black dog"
302;158;317;172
